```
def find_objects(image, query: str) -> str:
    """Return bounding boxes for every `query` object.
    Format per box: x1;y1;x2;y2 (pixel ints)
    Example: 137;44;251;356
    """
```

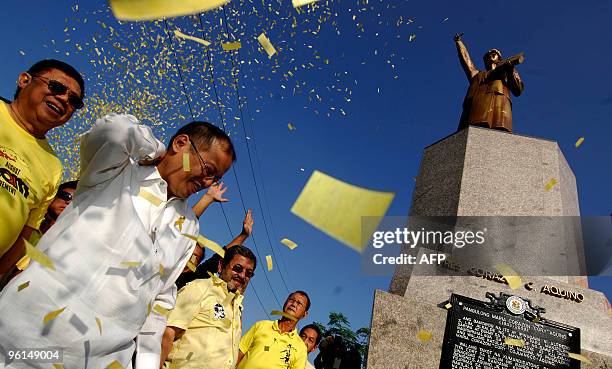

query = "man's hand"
205;182;229;203
241;209;254;237
454;32;464;42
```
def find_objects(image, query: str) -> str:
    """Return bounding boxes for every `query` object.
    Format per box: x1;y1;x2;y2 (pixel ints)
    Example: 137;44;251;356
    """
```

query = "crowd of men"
0;59;365;369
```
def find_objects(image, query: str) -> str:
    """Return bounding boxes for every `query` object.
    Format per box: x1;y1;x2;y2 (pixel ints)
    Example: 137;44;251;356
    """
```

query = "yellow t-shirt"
165;275;244;369
237;320;307;369
0;101;62;254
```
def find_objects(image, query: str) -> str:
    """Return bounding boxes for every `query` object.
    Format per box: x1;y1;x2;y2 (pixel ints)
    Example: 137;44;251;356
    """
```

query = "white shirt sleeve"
78;114;165;190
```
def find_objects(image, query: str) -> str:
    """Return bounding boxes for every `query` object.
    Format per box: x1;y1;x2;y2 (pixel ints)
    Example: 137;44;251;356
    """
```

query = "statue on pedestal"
454;33;525;133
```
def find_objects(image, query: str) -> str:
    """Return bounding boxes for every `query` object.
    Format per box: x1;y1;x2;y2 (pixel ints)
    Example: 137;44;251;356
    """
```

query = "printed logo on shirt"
0;146;30;198
213;303;226;319
280;344;294;369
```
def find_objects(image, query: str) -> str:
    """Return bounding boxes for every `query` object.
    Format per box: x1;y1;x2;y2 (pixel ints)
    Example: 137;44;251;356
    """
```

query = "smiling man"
236;291;310;369
0;59;84;276
0;114;236;368
161;245;257;369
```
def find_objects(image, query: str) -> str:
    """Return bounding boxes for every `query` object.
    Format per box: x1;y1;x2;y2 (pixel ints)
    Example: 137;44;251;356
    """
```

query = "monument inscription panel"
440;294;580;369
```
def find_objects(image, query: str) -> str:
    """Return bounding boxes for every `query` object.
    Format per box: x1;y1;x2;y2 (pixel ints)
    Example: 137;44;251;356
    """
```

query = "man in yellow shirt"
0;59;84;276
236;291;311;369
161;245;257;369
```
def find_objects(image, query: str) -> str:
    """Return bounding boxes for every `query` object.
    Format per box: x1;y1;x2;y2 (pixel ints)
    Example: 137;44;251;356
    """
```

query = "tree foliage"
314;312;371;364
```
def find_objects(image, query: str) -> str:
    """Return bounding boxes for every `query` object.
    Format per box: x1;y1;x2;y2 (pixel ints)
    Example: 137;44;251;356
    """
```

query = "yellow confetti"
494;263;522;289
110;0;229;21
280;238;298;250
186;261;196;272
266;255;273;271
147;303;151;315
120;261;141;268
159;264;165;277
174;216;185;232
17;281;30;291
292;0;318;8
444;303;452;309
43;307;66;325
96;316;103;335
575;137;584;148
19;50;26;56
15;255;30;270
53;364;65;369
544;178;558;192
174;29;211;47
504;337;525;347
106;360;124;369
183;152;191;172
25;239;55;271
568;352;591;363
287;123;296;130
290;170;395;252
257;33;277;58
138;188;162;206
182;234;225;258
271;310;298;321
416;329;432;342
409;34;417;42
222;41;242;51
153;304;170;316
186;352;194;360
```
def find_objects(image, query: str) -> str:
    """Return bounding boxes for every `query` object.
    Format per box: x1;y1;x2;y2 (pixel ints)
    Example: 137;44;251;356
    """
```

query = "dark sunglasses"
32;75;84;110
56;190;73;202
232;264;255;278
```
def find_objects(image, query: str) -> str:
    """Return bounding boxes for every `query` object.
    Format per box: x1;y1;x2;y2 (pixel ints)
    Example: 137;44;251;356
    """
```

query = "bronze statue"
454;33;525;133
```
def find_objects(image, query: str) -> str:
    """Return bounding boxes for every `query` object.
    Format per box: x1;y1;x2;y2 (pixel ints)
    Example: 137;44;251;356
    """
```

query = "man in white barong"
0;114;236;369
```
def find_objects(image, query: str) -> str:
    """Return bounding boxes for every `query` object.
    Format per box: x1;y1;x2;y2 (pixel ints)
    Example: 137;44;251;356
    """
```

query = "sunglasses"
231;264;255;278
56;190;73;202
31;75;84;110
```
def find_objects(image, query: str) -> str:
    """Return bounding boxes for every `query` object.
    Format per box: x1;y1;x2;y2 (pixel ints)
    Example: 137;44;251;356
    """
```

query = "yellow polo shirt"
164;274;244;369
237;320;307;369
0;101;61;254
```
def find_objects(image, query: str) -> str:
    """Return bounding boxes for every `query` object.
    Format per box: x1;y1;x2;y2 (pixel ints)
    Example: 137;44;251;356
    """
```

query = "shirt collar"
210;273;244;304
272;319;297;337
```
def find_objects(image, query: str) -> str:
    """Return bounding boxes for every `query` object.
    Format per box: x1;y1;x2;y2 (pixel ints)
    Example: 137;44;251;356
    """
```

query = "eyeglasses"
56;190;73;202
231;263;255;278
188;138;222;185
31;74;84;110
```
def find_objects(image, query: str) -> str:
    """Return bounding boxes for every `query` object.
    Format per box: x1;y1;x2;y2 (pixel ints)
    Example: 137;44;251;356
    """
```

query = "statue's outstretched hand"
454;33;464;42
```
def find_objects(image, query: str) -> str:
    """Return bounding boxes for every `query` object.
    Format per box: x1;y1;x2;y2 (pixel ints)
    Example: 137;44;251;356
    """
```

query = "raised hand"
205;182;229;203
454;32;464;42
241;209;253;237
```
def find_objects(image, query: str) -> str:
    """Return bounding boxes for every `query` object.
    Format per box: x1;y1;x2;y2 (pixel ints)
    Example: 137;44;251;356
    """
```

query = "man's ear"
17;73;31;89
303;310;309;318
171;134;190;154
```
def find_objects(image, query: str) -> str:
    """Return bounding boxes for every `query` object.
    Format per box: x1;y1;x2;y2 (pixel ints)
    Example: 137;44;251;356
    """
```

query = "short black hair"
300;324;323;345
58;180;78;193
168;121;236;162
14;59;85;100
288;290;311;311
222;245;257;271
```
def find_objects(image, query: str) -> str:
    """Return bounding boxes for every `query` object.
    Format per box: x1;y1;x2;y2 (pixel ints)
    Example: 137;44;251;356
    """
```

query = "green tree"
313;312;370;368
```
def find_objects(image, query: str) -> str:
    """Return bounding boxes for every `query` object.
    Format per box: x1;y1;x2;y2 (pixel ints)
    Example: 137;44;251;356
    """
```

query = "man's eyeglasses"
231;264;255;278
56;190;73;202
31;74;84;110
188;138;222;185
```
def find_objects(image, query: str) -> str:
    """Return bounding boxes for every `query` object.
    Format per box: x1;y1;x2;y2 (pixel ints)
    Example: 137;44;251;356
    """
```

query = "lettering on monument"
439;294;580;369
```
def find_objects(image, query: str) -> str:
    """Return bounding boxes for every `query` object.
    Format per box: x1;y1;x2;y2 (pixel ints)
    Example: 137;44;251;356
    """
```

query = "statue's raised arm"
454;33;478;80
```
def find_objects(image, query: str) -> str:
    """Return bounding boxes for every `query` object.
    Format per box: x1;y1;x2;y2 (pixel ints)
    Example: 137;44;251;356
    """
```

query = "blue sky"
1;0;610;353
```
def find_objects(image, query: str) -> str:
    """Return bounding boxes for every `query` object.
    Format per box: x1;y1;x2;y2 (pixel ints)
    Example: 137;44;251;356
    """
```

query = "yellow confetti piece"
53;364;65;369
96;316;103;335
257;33;277;58
43;307;66;325
25;239;55;271
120;261;141;268
15;255;30;271
186;352;194;360
280;238;298;250
544;178;558;192
159;264;165;277
106;360;124;369
416;329;432;342
186;261;197;272
174;29;211;47
222;41;242;51
290;170;395;252
292;0;318;8
271;310;298;321
287;123;296;130
568;352;591;363
409;34;417;42
575;137;584;148
174;216;185;232
153;304;170;316
147;303;151;315
182;152;191;172
504;337;525;347
138;188;162;206
182;234;225;258
444;303;452;309
110;0;229;21
17;281;30;291
266;255;273;271
494;263;522;289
